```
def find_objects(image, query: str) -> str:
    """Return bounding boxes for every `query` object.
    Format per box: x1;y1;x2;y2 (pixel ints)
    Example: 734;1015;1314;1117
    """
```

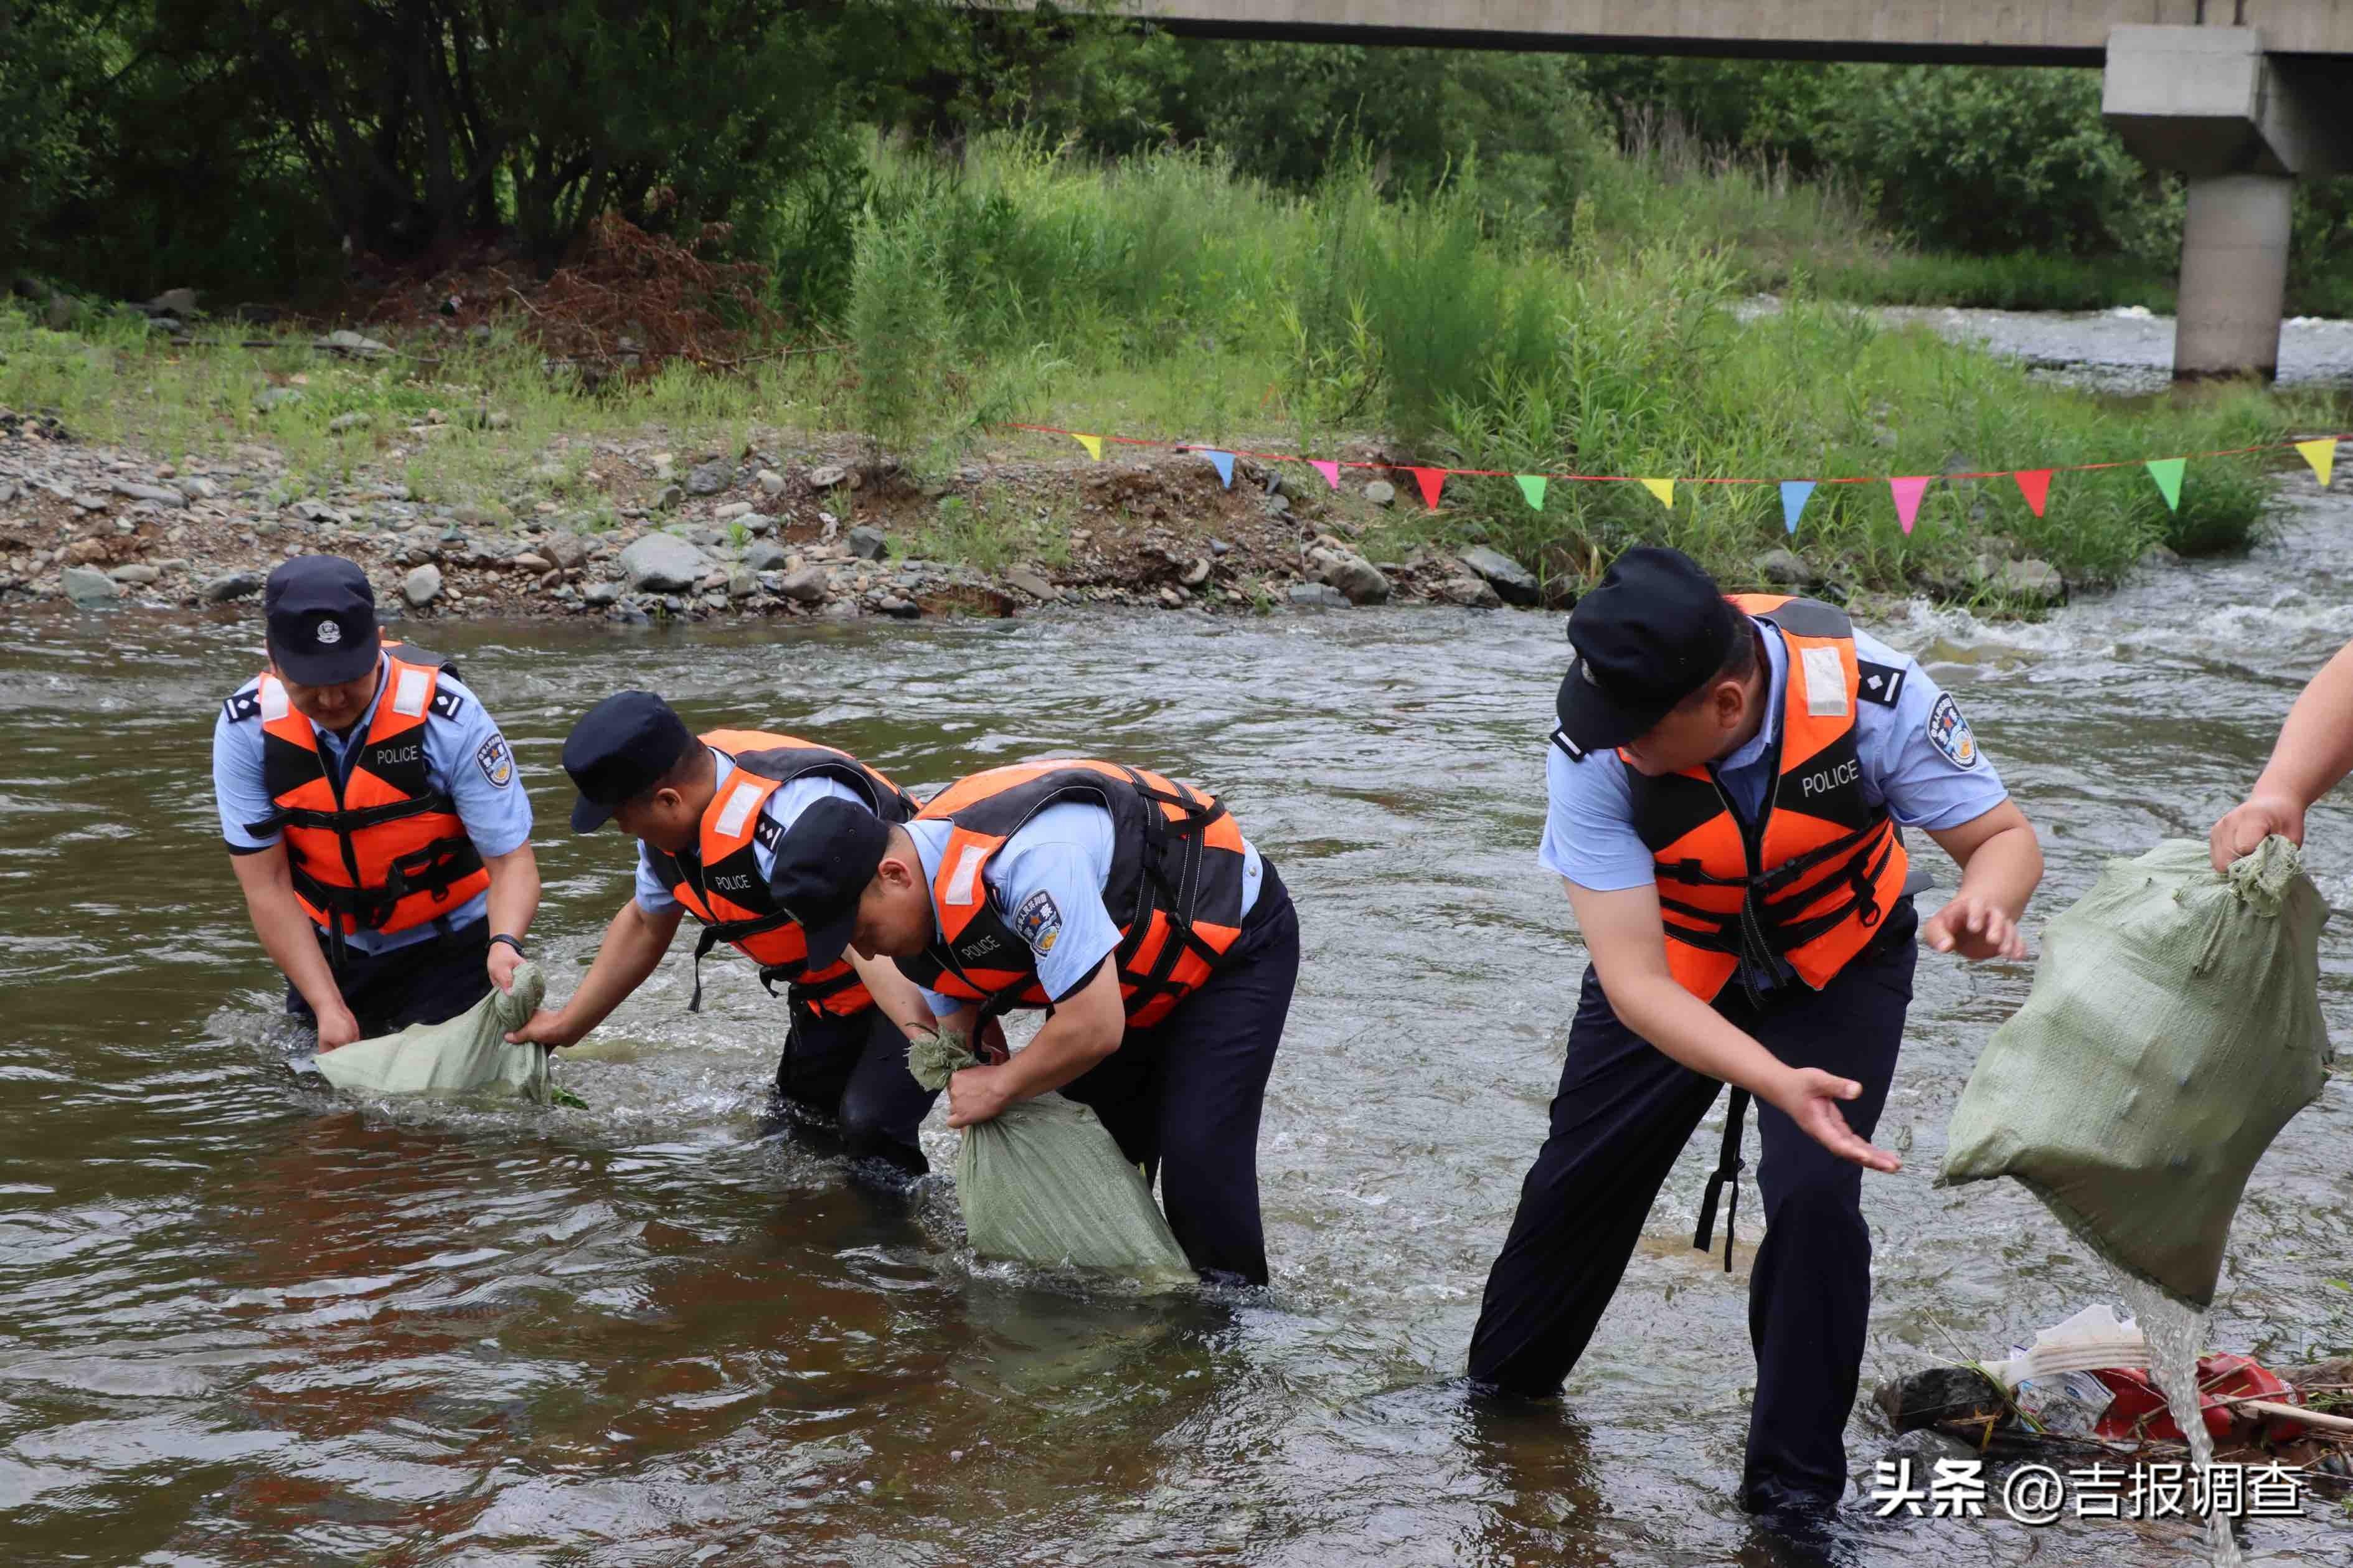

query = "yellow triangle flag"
1639;478;1674;510
2296;437;2336;489
1073;433;1103;461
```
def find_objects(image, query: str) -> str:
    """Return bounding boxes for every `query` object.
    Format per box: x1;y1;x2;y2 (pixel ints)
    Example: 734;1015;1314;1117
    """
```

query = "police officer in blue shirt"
1468;547;2043;1531
212;557;539;1049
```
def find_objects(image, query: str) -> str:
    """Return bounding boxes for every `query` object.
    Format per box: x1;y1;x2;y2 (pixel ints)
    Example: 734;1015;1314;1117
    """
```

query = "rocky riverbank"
0;410;1578;625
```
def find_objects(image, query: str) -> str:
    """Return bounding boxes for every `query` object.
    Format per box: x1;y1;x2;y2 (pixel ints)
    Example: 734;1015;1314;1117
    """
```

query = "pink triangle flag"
1889;475;1931;535
1311;460;1341;491
2012;468;2052;518
1410;467;1447;511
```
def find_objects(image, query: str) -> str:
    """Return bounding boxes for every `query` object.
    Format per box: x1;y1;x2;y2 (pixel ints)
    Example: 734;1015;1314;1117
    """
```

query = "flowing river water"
6;327;2353;1567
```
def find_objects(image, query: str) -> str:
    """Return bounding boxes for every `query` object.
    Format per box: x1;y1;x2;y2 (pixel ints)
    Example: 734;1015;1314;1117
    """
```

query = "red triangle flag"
2012;468;2052;518
1410;466;1447;511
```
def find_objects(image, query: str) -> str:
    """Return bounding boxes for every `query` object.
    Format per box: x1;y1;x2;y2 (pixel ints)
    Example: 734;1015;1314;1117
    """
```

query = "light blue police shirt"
632;749;864;915
905;799;1263;1014
1540;618;2007;895
212;654;534;954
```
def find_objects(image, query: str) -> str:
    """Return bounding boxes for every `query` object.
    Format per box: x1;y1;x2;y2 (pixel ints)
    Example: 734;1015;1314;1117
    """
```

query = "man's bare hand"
1922;891;2027;961
504;1009;582;1050
2210;793;2304;874
1763;1067;1898;1173
315;1004;363;1052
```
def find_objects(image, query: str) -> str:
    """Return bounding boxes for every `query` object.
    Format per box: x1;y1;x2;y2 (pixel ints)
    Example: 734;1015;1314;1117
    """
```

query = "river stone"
878;595;920;619
328;412;373;434
315;329;391;359
1459;545;1538;606
714;501;753;521
582;580;621;607
1288;582;1349;609
201;569;263;603
847;526;888;561
727;567;758;599
808;464;849;490
254;387;304;413
1006;568;1060;602
108;563;161;585
654;484;683;510
110;480;187;508
1179;557;1212;587
776;565;831;604
757;468;786;496
1308;546;1390;606
686;459;732;496
1754;547;1813;587
619;533;710;593
1363;480;1395;507
453;501;513;529
541;531;590;569
743;541;790;572
511;552;552;572
1440;575;1504;610
403;564;444;607
64;567;121;605
2001;558;2066;603
177;476;220;501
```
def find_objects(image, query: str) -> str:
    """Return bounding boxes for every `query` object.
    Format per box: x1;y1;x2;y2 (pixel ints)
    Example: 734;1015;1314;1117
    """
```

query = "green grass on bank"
2;135;2339;606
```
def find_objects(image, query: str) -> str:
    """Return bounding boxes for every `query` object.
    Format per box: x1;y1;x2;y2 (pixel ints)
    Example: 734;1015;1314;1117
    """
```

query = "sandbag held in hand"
908;1032;1193;1285
309;961;552;1103
1938;836;2331;1310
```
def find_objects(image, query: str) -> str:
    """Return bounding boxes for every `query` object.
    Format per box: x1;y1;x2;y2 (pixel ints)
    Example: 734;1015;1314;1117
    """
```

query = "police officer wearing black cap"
503;692;943;1179
1466;547;2042;1526
212;556;540;1047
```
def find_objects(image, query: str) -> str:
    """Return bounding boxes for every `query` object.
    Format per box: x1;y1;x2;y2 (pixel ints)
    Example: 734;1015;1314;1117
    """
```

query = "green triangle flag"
1516;475;1548;512
2145;456;2186;512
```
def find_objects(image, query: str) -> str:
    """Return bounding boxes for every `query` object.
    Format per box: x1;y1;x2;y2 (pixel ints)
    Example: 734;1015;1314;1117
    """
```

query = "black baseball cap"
1555;546;1742;757
768;796;893;970
264;556;380;686
562;691;696;832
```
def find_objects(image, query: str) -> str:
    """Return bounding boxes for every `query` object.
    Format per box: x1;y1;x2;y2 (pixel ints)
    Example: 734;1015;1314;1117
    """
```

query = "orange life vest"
894;761;1251;1029
639;730;918;1017
1624;595;1911;1003
246;645;491;944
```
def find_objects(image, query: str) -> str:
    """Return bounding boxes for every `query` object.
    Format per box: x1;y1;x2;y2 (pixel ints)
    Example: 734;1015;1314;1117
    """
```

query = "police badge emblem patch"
1927;693;1978;768
476;735;514;787
1014;889;1062;954
314;618;342;645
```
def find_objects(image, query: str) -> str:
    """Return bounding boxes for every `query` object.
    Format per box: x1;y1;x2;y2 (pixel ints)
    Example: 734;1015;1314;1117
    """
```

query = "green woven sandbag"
908;1032;1194;1288
1938;837;2332;1310
308;961;561;1103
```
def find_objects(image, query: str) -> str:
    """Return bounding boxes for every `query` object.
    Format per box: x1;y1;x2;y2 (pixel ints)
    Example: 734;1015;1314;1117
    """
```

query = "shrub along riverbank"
3;138;2341;617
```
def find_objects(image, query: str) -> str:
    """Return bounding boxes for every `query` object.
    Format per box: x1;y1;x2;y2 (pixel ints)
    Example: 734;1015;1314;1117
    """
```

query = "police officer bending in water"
1469;547;2044;1532
759;759;1300;1286
505;692;943;1181
212;556;539;1047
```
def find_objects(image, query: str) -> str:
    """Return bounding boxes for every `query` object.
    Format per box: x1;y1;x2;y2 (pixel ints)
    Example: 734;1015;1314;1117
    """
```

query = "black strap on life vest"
1693;1087;1750;1272
684;909;799;1014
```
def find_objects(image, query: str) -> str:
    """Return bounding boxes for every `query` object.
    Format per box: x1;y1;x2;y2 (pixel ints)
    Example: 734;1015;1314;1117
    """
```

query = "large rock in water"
63;566;121;606
1307;545;1390;605
1458;545;1538;606
201;570;264;603
619;533;711;593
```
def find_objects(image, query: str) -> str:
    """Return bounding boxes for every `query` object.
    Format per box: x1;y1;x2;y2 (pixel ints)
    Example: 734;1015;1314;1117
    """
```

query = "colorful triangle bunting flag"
1203;449;1235;489
1516;475;1549;512
1889;476;1931;536
1778;481;1815;536
1073;433;1103;461
1311;460;1341;491
1410;467;1448;511
2296;438;2336;489
2145;457;2185;512
1638;478;1674;510
2012;469;2052;519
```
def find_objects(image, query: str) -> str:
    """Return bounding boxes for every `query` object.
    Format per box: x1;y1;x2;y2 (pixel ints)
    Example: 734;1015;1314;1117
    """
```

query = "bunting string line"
1002;422;2347;489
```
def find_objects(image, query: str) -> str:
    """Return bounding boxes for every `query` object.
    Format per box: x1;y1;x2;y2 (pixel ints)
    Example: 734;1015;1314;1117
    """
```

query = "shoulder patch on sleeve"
1013;889;1063;954
752;811;783;851
1856;659;1908;709
222;690;262;724
430;686;466;721
1926;692;1979;769
474;734;514;788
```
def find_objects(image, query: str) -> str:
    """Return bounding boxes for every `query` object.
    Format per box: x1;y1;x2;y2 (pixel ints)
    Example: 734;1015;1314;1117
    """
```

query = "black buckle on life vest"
1694;1087;1751;1273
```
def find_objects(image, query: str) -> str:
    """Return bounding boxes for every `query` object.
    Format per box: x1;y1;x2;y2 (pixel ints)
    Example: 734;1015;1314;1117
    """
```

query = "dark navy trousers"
775;998;941;1180
1468;905;1918;1513
1060;859;1300;1288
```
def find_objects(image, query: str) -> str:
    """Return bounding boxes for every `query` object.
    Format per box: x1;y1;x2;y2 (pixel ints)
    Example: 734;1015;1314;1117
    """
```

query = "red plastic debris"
2091;1354;2301;1443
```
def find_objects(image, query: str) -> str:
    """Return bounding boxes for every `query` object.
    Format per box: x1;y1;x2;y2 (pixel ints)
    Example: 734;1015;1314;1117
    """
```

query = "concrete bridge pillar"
2174;172;2294;380
2103;25;2352;383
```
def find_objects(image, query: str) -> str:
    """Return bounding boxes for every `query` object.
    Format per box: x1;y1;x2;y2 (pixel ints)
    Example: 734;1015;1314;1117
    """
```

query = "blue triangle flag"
1204;450;1235;489
1779;480;1816;536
